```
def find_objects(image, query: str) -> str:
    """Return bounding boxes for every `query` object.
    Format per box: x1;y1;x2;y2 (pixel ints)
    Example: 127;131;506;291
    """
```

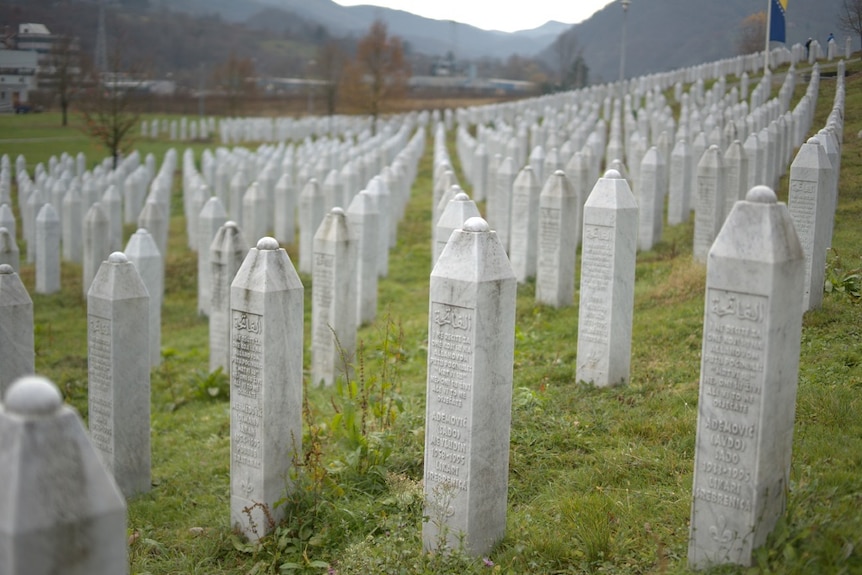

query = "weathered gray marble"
311;208;356;386
508;166;541;283
298;178;325;275
693;145;726;263
0;265;34;395
576;170;638;387
668;139;693;226
688;186;804;569
87;251;151;498
198;196;227;316
125;229;162;367
637;146;665;251
435;192;481;269
35;203;60;294
0;375;128;575
422;216;516;557
209;221;247;373
788;138;832;311
535;170;579;308
347;190;379;326
230;237;303;541
83;202;111;297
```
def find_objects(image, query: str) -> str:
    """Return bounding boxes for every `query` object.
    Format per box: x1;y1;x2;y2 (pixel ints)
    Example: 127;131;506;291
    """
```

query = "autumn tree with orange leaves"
737;12;767;55
341;20;409;132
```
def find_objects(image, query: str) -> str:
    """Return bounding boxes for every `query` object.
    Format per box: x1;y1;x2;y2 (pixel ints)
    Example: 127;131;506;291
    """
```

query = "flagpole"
764;0;772;71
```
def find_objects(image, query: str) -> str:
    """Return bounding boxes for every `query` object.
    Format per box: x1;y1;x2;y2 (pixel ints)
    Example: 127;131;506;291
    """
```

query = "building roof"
19;23;51;35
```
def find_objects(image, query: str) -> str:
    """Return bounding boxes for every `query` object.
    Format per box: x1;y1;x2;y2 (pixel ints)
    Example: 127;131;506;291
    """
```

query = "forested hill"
0;0;850;89
546;0;847;83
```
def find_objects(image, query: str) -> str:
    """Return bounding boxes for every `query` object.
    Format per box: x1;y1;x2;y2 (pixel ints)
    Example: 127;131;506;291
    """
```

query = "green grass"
2;61;862;574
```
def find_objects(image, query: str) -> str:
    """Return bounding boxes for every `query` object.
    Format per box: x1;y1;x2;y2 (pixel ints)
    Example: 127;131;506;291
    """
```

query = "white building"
0;50;38;112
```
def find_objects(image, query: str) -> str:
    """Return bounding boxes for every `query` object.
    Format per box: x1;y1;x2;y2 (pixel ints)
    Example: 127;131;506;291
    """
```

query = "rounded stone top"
225;220;238;228
603;169;622;179
554;169;566;177
746;185;777;203
108;251;128;263
453;192;470;201
256;236;279;250
135;228;148;235
331;206;345;216
463;217;489;232
806;137;821;146
4;376;63;416
0;263;13;274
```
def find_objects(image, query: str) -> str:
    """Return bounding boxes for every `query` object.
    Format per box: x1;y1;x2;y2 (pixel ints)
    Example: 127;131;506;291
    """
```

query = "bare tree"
737;12;767;55
342;20;409;132
78;49;141;170
44;35;82;127
838;0;862;50
212;53;257;116
317;40;346;116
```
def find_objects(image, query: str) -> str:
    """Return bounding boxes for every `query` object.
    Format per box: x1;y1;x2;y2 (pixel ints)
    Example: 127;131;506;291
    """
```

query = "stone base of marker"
688;186;805;569
422;216;516;557
0;376;128;575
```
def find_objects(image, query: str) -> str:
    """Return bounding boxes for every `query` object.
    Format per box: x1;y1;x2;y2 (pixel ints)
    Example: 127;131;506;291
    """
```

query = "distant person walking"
828;32;835;45
805;37;813;59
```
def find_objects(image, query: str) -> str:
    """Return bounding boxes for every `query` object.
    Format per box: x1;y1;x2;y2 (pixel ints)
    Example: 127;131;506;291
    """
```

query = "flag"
769;0;788;43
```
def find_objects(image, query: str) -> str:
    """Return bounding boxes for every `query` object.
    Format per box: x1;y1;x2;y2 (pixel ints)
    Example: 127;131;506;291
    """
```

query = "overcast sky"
333;0;616;33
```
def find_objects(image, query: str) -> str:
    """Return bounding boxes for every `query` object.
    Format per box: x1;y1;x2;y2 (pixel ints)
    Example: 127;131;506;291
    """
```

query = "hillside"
0;0;851;88
547;0;847;83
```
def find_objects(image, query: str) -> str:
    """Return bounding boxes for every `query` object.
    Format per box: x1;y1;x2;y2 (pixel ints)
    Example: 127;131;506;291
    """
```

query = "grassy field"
1;63;861;574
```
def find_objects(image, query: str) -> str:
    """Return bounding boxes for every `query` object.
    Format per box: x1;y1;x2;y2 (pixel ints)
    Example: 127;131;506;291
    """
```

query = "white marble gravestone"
87;251;151;498
102;184;123;252
138;200;168;264
311;208;356;386
723;141;749;223
0;265;34;395
422;216;516;557
490;156;516;252
35;203;60;294
668;139;693;225
124;229;162;367
788;138;832;311
347;190;379;326
0;203;15;244
688;186;804;569
435;192;481;268
508;165;541;283
576;170;638;387
0;227;19;272
299;178;325;275
62;185;83;263
210;221;247;373
198;196;228;316
693;145;726;263
637;146;665;251
242;182;269;245
273;172;296;245
0;376;129;575
230;237;303;541
535;170;580;308
83;202;111;297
